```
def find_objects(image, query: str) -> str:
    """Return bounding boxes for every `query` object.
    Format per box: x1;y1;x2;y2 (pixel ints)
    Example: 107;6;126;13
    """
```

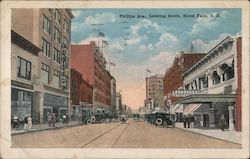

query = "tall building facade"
11;9;74;123
116;92;122;116
111;77;117;113
71;42;112;111
145;74;164;111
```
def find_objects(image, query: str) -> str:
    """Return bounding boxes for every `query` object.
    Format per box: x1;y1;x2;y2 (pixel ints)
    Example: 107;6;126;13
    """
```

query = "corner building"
11;9;74;123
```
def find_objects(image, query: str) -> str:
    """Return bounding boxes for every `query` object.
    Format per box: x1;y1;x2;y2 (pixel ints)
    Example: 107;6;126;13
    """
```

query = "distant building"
111;78;117;113
179;36;242;131
71;42;112;112
11;9;74;123
116;92;122;115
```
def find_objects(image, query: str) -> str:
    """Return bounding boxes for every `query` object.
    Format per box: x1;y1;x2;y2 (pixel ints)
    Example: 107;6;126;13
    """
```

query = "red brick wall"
70;69;82;105
163;53;205;103
71;45;95;85
80;79;93;104
236;37;242;131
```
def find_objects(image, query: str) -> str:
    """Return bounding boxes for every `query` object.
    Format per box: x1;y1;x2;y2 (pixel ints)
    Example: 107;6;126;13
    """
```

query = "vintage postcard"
0;0;249;159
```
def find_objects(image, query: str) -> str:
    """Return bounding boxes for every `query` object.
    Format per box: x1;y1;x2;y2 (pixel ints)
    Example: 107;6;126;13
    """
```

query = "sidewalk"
175;123;242;144
11;121;81;135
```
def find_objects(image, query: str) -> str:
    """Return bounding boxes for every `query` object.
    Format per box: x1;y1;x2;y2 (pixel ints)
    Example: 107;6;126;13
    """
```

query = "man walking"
187;114;191;128
27;115;32;131
47;112;52;127
219;114;226;131
183;115;187;128
24;114;28;131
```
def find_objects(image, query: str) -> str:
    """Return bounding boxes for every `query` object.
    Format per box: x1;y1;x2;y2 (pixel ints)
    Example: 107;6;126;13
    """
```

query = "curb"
175;126;241;145
11;123;83;136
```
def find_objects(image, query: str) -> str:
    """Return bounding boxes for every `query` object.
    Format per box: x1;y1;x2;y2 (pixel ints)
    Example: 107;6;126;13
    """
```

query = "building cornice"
182;36;234;78
11;30;41;56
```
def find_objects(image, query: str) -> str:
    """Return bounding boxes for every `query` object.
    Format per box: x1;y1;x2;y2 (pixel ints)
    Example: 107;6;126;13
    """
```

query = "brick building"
11;9;74;123
70;68;93;119
163;52;205;104
71;42;112;111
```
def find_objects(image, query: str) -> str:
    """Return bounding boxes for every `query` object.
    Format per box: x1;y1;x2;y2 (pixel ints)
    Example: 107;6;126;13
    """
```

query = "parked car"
120;115;127;123
132;114;140;122
145;112;175;128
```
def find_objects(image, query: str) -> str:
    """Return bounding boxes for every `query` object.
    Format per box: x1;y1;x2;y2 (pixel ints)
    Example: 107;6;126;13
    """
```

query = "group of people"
47;112;69;127
12;114;32;131
182;114;195;128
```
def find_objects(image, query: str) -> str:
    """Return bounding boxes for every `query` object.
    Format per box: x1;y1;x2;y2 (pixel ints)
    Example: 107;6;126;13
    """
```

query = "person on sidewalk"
219;114;226;131
62;114;67;124
47;112;52;127
51;113;56;127
200;114;204;127
187;114;191;128
24;114;28;131
27;115;32;131
12;114;19;129
190;115;195;128
183;115;187;128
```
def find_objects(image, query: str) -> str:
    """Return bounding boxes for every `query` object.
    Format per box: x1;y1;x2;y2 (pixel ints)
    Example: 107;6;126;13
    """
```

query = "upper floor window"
42;38;50;57
54;9;61;24
52;69;60;87
42;14;51;34
53;47;60;64
17;57;31;80
62;36;68;50
41;63;49;83
54;27;61;44
63;19;70;34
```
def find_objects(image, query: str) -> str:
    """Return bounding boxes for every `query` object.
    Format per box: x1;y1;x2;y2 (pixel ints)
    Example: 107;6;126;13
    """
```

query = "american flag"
102;40;108;46
146;69;151;73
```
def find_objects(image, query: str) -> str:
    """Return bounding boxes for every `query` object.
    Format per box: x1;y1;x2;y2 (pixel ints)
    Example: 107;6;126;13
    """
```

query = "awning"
183;104;201;113
173;104;183;113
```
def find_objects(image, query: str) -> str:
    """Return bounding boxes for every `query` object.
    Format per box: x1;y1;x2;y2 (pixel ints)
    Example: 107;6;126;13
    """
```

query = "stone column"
209;106;216;128
228;105;235;130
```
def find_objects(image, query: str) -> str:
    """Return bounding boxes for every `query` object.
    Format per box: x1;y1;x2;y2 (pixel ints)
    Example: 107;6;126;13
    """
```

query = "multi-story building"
11;9;74;123
163;52;206;104
71;41;112;112
111;77;117;113
11;30;41;122
145;74;164;111
116;92;122;116
70;68;93;120
179;36;242;131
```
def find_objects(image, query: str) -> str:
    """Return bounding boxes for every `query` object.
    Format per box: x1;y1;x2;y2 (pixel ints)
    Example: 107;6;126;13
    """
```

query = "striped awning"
183;104;201;113
173;104;183;113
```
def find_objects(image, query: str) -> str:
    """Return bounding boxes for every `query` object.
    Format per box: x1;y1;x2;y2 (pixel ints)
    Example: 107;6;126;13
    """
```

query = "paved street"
12;120;241;148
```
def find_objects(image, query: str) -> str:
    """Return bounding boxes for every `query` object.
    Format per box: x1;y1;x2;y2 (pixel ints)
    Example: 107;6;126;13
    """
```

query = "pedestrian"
200;114;204;127
12;114;19;129
219;114;226;131
190;115;195;128
183;115;187;128
27;115;32;131
24;114;28;131
51;113;56;127
62;113;67;124
187;114;191;128
47;112;52;127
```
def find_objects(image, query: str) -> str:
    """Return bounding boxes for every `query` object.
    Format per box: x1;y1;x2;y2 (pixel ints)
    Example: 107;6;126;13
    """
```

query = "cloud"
72;10;81;18
159;33;178;42
109;42;124;51
84;13;116;25
190;10;230;34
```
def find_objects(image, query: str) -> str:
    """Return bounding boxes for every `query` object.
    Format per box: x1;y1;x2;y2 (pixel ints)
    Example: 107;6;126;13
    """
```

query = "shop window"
41;63;49;83
17;57;31;80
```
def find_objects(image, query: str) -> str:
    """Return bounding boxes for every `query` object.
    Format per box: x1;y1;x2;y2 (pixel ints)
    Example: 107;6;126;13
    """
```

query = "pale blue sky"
71;8;241;108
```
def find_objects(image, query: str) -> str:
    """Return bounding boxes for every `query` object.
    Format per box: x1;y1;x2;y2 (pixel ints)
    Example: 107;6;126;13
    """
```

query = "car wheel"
87;119;92;125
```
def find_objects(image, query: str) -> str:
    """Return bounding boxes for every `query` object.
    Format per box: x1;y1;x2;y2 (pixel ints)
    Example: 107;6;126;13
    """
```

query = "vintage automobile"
145;112;175;128
132;114;140;122
120;115;127;123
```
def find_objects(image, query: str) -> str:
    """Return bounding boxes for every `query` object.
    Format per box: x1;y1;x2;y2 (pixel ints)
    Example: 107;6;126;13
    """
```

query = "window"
42;38;50;57
42;14;51;34
17;57;31;80
41;63;49;83
52;69;60;87
53;47;60;64
62;36;68;50
63;19;70;34
54;27;61;44
54;9;61;24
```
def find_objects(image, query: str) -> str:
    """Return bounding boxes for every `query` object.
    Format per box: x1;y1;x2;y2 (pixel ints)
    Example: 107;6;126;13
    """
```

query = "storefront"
43;93;68;122
11;81;34;121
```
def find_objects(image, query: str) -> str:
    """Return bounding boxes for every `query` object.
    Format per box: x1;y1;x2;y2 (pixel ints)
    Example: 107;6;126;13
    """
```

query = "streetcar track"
111;121;131;148
81;123;122;148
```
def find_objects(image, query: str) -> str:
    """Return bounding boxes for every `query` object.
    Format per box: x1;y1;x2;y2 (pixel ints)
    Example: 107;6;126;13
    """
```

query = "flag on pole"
109;61;116;67
102;40;108;46
146;69;151;73
99;32;105;37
